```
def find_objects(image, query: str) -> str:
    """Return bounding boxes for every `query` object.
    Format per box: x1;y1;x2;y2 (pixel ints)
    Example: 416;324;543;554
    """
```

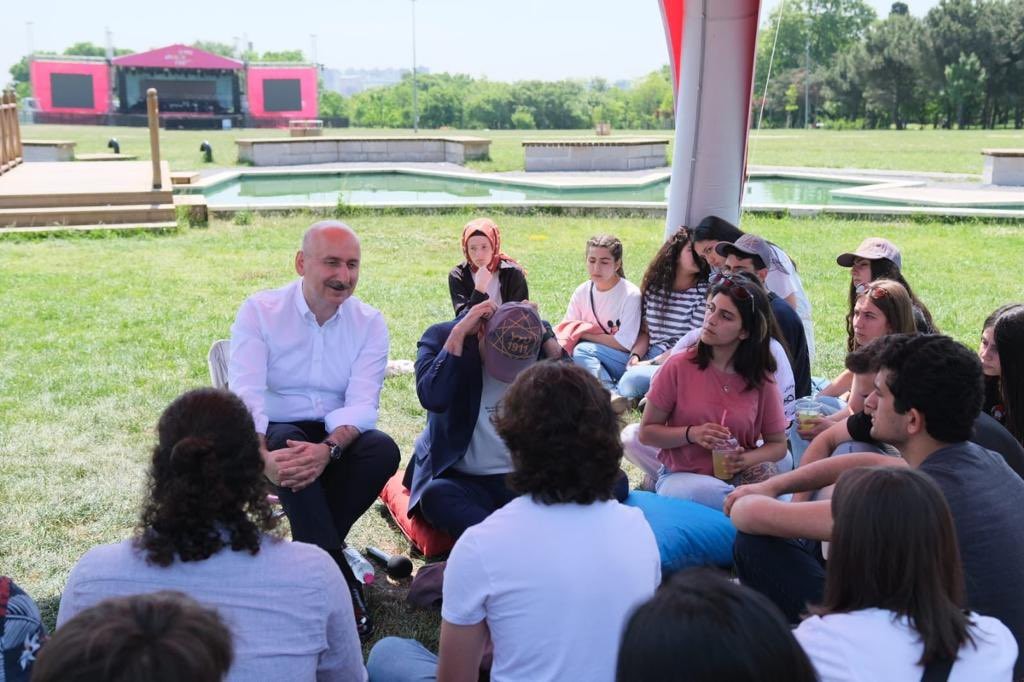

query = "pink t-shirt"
646;347;788;475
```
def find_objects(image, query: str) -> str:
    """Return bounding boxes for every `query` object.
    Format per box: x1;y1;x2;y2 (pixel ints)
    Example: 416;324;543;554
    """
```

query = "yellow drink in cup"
712;438;740;481
794;399;824;439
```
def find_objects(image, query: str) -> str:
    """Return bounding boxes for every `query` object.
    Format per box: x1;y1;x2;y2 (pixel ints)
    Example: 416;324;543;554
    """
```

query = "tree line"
756;0;1024;130
8;2;1021;132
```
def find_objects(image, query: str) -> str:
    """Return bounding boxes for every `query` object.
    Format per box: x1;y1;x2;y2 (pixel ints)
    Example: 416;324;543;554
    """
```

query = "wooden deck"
0;161;176;228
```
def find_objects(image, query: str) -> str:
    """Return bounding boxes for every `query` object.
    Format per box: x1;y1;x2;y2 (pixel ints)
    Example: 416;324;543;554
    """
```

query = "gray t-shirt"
452;369;513;475
58;536;367;682
919;442;1024;680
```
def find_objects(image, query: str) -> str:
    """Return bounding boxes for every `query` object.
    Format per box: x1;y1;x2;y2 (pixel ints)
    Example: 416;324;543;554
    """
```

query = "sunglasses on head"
856;283;890;300
710;272;756;310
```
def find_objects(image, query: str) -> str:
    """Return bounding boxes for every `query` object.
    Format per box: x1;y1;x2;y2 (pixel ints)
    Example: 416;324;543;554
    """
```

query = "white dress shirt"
228;279;389;435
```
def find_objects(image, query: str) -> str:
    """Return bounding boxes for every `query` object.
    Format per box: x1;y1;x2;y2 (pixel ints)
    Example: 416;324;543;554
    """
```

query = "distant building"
321;66;429;96
29;43;318;128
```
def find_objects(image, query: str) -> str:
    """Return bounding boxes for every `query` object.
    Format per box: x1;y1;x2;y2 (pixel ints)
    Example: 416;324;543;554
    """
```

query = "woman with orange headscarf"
449;217;529;316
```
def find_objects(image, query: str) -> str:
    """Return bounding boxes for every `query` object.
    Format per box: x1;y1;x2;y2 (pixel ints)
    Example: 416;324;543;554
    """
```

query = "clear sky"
4;0;939;86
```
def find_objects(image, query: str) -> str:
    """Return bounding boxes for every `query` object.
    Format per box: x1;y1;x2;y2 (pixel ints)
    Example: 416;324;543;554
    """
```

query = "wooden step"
0;203;177;228
0;221;179;235
0;190;174;209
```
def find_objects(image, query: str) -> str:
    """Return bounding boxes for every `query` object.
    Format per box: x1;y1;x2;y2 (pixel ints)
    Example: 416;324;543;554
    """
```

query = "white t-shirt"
671;328;796;422
564;278;643;350
442;496;661;682
765;245;815;362
794;608;1017;682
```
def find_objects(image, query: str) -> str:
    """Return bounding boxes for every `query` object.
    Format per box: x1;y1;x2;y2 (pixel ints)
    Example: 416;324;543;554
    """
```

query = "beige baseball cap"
836;237;902;270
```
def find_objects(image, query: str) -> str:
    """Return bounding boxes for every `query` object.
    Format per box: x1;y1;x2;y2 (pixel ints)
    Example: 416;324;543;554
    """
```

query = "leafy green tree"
943;52;986;128
319;89;349;124
192;41;237;57
822;41;867;124
261;50;305;62
510;106;536;129
862;9;928;128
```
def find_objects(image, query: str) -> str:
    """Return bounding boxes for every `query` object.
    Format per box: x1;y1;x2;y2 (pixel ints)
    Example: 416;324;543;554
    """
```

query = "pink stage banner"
113;44;242;70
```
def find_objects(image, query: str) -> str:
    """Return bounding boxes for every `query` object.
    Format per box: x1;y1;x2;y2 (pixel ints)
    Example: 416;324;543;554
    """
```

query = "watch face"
329;444;343;461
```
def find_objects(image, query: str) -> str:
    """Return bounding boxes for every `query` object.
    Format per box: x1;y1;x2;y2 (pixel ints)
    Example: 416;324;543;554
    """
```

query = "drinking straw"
720;409;728;426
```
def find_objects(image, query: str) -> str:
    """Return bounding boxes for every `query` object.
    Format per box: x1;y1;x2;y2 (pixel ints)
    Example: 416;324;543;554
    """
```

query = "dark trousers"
418;471;517;539
733;531;826;624
418;468;631;540
266;421;399;551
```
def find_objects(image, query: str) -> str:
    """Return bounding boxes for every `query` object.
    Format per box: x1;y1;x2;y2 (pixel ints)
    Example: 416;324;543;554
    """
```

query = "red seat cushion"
379;472;455;559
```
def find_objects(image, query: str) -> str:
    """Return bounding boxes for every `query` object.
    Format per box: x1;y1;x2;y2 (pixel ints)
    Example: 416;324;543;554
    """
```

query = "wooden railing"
1;89;24;177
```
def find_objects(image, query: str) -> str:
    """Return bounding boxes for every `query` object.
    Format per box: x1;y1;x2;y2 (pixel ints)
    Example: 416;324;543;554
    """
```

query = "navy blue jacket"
407;318;486;514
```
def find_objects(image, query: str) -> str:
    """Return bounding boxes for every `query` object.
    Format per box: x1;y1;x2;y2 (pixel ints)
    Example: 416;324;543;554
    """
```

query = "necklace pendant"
722;384;730;393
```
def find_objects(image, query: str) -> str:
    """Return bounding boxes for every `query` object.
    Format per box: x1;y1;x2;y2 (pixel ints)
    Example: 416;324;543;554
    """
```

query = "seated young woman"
794;467;1017;681
563;234;643;392
812;278;918;403
638;272;788;511
448;217;528;316
57;389;366;682
692;214;815;361
616;226;710;402
617;569;817;682
835;236;937;341
980;303;1024;446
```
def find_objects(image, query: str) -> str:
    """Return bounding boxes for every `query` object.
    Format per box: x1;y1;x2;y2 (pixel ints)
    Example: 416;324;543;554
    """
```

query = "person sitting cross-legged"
724;334;1024;680
368;363;661;682
407;301;548;540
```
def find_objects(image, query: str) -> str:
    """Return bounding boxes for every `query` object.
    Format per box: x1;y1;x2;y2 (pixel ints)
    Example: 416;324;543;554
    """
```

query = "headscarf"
460;218;526;274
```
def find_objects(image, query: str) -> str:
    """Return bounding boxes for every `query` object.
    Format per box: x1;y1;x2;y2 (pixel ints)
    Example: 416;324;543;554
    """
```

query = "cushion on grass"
379;472;455;559
624;491;736;575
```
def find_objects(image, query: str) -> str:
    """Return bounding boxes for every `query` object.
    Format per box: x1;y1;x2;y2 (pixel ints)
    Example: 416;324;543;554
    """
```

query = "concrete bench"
982;149;1024;186
171;171;201;185
236;135;491;166
22;140;76;162
523;137;669;172
289;119;324;137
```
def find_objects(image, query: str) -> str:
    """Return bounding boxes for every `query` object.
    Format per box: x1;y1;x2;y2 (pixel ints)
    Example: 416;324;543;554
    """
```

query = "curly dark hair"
693;271;777;391
495;362;622;505
878;334;983;443
845;258;937;350
136;388;278;566
33;591;233;682
640;226;711;296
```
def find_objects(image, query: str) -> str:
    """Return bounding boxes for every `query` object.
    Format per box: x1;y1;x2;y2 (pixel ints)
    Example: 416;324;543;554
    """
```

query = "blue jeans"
655;466;734;511
367;637;438;681
572;341;631;391
788;395;844;467
614;345;665;399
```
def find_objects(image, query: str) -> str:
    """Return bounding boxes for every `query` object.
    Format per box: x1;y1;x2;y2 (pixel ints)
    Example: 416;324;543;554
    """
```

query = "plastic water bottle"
343;546;375;585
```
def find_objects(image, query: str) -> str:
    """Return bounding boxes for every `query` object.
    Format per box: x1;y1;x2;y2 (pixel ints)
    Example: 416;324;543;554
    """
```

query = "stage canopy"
112;44;242;70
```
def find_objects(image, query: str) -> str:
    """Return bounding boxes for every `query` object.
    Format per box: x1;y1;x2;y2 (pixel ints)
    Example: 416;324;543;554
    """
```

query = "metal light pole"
804;10;811;129
26;22;35;98
411;0;419;133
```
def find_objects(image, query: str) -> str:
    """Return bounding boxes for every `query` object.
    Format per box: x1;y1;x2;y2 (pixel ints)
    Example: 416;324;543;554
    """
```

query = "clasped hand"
264;440;330;492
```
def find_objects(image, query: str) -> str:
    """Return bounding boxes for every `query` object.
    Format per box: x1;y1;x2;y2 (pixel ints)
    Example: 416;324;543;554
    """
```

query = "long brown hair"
845;258;936;349
846;279;917;350
640;226;710;295
812;467;973;665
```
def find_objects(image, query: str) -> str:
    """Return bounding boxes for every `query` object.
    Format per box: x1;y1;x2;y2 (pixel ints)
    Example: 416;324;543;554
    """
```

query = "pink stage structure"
29;44;318;129
659;0;762;233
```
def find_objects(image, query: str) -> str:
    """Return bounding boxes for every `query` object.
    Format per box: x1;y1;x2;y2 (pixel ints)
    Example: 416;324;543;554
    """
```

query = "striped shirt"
642;282;708;350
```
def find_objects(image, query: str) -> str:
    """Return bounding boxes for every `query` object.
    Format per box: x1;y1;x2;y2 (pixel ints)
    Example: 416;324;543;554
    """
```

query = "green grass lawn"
3;212;1023;652
21;123;1024;174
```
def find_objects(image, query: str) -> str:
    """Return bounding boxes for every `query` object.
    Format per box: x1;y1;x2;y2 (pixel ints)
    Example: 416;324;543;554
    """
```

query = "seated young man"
368;363;661;682
406;301;545;539
724;334;1024;680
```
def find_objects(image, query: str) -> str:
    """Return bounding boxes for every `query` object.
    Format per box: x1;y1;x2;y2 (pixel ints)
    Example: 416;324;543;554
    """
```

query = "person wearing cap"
692;215;815;362
836;237;937;348
228;220;400;638
407;300;548;539
716;234;812;400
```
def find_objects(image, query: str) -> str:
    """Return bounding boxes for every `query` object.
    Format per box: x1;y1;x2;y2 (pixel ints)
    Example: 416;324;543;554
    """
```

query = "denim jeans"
366;637;438;682
614;345;666;399
733;532;825;624
655;466;734;511
572;341;630;391
788;395;844;467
